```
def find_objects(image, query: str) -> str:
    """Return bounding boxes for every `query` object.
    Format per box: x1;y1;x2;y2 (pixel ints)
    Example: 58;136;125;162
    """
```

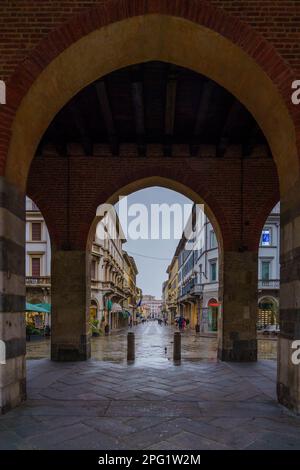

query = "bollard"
127;331;135;361
173;331;181;361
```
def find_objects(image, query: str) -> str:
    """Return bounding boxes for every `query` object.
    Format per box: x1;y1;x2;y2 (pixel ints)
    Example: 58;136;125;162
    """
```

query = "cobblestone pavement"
1;323;297;450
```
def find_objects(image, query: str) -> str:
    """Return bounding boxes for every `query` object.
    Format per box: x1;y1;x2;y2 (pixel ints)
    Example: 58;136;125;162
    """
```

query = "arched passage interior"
1;7;299;414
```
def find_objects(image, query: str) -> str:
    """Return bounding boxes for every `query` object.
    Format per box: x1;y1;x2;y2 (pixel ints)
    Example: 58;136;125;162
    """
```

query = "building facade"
164;203;280;332
25;197;51;305
26;198;141;332
141;295;163;319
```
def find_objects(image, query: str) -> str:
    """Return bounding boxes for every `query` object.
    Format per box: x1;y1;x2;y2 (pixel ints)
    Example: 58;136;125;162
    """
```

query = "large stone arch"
1;0;300;414
87;175;224;255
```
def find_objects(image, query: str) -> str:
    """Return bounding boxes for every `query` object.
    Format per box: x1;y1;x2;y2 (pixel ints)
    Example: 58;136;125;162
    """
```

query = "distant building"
164;203;280;332
141;295;163;318
26;197;141;332
25;197;51;305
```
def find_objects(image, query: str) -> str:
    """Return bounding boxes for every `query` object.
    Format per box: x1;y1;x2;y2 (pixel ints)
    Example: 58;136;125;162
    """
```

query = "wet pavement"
26;322;277;362
1;322;296;450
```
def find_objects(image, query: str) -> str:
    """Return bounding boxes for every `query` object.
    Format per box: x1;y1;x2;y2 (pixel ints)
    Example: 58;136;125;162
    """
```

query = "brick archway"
97;176;224;251
0;0;298;194
2;0;300;415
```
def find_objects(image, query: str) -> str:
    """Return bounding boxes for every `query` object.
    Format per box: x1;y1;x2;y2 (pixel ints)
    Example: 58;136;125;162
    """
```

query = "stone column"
51;250;91;361
0;177;26;414
218;251;258;361
277;183;300;413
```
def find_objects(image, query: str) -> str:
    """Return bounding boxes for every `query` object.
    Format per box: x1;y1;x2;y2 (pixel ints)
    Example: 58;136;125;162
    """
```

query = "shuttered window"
31;222;41;241
91;260;96;280
31;257;41;277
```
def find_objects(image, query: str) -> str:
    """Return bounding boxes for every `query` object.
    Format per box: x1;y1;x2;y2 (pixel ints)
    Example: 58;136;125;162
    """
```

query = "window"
261;261;270;281
210;261;217;282
91;260;97;280
31;222;41;241
261;228;272;246
31;257;41;277
210;230;217;249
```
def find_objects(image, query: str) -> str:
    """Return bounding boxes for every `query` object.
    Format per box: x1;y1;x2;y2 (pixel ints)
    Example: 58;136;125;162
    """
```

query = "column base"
218;339;257;362
0;359;26;414
0;313;26;414
51;335;91;361
277;382;300;414
277;336;300;414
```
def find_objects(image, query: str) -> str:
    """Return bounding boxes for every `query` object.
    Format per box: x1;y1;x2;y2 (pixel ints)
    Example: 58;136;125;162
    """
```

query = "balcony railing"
26;276;51;287
190;283;204;295
91;279;102;289
178;283;203;301
258;279;280;289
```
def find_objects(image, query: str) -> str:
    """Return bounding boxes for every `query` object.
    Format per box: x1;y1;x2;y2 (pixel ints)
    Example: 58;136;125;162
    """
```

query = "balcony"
91;279;102;290
190;283;204;296
258;279;280;290
91;244;103;255
101;281;115;293
26;276;51;287
178;283;203;302
100;280;127;299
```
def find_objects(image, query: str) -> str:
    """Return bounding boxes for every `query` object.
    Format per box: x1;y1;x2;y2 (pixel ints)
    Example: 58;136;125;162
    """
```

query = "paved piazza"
1;323;299;450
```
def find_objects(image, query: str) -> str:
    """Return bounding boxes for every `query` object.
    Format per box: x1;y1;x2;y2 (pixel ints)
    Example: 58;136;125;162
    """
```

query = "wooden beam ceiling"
131;66;146;157
164;66;178;157
190;81;216;157
95;80;119;156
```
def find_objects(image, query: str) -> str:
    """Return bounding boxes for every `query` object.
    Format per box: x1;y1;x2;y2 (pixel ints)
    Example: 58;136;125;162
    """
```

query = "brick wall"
0;0;299;81
0;0;288;247
0;0;299;177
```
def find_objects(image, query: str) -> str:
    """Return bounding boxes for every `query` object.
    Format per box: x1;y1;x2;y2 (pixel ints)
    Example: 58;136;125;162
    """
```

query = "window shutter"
32;223;41;241
31;258;41;277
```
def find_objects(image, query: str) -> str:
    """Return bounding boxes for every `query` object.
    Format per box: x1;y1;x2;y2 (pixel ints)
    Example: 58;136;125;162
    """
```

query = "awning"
121;310;131;319
111;303;123;313
259;303;274;310
208;303;221;307
25;302;49;313
36;303;51;313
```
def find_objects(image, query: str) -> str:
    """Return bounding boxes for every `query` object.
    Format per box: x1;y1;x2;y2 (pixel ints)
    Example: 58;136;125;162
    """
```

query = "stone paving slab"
0;324;298;450
1;357;300;450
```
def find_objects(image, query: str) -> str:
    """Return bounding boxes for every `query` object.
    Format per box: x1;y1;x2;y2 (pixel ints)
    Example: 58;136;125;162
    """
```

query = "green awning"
121;310;131;319
259;303;274;310
25;302;49;313
36;303;51;313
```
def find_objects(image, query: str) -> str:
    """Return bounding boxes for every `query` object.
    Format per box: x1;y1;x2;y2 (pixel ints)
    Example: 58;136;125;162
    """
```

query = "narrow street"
26;322;278;362
0;324;298;450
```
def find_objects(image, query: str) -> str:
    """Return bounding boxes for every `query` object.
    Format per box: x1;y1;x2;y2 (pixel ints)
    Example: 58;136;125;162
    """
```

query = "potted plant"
90;318;101;337
26;324;42;341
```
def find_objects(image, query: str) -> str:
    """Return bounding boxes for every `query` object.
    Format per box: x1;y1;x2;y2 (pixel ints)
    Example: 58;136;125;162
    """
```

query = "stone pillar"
51;250;91;361
218;251;258;361
0;177;26;414
277;183;300;413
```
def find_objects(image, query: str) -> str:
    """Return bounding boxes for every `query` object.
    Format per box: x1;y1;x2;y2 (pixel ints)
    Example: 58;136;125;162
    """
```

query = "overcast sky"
115;187;192;299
